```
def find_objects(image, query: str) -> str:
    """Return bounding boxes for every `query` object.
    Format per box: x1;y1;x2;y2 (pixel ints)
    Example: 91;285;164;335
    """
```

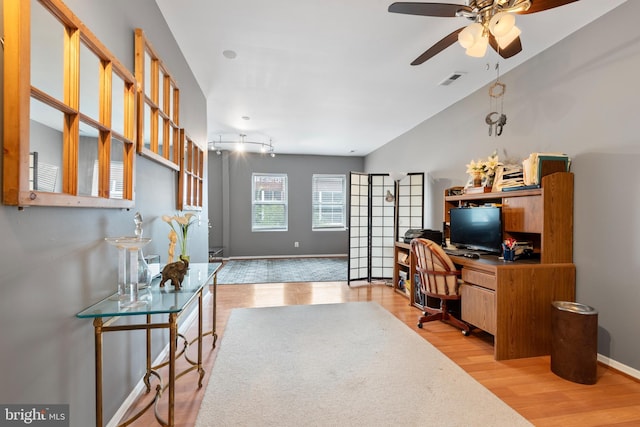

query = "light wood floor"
122;281;640;427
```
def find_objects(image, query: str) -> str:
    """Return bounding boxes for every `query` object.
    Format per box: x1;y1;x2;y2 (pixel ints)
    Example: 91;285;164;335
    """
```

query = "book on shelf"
502;184;540;192
522;152;570;185
464;186;492;194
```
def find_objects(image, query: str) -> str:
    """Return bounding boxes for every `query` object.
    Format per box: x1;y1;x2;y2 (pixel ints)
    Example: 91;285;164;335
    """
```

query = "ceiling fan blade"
388;2;472;17
516;0;579;15
411;27;465;65
488;34;523;59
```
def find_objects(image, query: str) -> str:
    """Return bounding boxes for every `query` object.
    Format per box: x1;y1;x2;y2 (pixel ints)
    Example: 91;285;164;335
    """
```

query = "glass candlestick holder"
105;237;152;307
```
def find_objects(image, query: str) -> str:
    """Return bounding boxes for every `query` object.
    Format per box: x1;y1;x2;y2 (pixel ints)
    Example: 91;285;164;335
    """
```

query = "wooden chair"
410;238;471;336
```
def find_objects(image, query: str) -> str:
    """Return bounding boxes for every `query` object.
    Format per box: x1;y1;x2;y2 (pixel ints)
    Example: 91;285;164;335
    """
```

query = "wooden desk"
450;254;575;360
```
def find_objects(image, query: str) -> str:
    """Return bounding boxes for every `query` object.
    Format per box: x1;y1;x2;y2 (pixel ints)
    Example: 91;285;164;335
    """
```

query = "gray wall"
0;1;208;426
365;2;640;373
208;151;364;257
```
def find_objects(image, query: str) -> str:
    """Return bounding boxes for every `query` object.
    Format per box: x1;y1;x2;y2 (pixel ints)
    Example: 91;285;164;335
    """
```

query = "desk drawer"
462;269;496;291
461;284;496;335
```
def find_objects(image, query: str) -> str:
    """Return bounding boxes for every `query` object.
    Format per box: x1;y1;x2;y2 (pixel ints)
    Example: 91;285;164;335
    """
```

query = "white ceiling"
155;0;626;156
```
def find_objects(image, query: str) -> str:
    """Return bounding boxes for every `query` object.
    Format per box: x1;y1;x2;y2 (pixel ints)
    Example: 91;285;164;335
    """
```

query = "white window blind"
252;173;288;231
312;174;346;230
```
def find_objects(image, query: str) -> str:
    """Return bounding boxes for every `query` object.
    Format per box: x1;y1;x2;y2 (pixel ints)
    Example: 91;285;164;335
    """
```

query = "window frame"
177;130;204;211
251;173;288;232
134;28;181;171
312;174;347;231
3;0;137;208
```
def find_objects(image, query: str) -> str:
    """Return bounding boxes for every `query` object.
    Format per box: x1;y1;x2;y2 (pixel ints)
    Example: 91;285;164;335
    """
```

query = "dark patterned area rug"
216;257;347;284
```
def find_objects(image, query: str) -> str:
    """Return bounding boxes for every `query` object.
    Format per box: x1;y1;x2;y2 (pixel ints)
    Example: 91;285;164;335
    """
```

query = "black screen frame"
449;206;503;253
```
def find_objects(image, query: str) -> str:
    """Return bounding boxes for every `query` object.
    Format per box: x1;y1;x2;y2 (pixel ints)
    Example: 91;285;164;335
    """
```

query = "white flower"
484;153;501;177
466;159;484;174
164;212;196;256
466;151;502;178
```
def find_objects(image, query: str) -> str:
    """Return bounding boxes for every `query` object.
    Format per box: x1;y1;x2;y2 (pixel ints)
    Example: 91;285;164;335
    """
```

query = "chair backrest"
410;238;461;297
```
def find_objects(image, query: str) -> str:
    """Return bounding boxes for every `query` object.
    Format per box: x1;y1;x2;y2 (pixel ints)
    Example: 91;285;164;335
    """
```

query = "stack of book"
495;164;525;191
522;153;570;186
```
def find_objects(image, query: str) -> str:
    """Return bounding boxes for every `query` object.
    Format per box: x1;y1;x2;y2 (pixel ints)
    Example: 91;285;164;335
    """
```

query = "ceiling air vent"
439;72;466;86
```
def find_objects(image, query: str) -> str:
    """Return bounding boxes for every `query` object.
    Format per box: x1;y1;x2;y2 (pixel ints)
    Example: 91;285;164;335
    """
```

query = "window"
313;174;346;230
252;174;288;231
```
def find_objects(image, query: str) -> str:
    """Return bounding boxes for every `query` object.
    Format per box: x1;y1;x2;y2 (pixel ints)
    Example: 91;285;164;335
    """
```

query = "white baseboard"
106;290;211;427
226;254;347;260
598;353;640;380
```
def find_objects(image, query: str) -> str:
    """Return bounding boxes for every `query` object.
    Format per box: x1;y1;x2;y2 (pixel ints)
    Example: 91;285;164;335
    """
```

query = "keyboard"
444;248;482;259
443;248;467;256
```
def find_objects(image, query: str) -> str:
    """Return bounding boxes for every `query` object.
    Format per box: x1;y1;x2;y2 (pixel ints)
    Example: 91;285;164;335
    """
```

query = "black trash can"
550;301;598;385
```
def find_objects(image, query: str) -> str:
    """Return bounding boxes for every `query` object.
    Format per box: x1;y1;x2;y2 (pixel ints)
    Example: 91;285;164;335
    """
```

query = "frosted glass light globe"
489;12;515;38
458;23;484;49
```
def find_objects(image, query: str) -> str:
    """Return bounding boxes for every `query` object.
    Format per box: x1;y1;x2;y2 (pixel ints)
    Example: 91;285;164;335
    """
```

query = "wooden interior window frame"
178;130;204;211
3;0;136;208
134;29;181;171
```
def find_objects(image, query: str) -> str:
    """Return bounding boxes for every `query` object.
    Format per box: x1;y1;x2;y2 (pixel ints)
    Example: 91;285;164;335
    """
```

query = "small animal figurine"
159;255;190;290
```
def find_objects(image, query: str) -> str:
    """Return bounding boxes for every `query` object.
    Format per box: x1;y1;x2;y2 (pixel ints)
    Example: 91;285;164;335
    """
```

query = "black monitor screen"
449;207;502;253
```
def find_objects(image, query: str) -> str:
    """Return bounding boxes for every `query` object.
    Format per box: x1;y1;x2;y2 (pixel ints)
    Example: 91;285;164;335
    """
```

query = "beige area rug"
195;302;532;427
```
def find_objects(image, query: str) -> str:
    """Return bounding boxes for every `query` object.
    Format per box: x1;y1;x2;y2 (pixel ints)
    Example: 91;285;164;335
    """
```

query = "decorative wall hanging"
485;63;507;137
4;0;137;208
178;130;204;211
135;29;181;170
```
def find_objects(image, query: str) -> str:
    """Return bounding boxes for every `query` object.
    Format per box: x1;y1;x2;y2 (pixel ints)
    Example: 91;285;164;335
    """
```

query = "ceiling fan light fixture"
458;22;484;49
489;12;516;38
496;25;521;49
465;35;488;57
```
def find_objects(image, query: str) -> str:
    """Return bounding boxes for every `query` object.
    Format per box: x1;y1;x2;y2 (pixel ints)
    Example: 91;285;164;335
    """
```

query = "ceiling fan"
388;0;579;65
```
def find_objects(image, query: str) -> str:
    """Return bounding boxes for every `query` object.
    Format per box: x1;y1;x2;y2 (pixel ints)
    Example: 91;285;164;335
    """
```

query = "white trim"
225;254;347;260
597;353;640;381
106;290;212;427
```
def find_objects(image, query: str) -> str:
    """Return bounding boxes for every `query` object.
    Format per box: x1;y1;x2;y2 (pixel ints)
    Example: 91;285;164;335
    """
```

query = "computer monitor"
449;206;502;253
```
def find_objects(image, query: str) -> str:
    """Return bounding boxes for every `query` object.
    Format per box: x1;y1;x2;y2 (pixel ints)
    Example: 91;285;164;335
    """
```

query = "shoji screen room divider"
348;172;424;283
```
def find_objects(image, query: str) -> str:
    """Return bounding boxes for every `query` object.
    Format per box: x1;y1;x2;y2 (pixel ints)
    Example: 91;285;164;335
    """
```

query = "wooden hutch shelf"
405;172;576;360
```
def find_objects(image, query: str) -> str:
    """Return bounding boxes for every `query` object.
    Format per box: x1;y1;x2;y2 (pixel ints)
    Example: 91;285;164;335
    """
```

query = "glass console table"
77;262;222;427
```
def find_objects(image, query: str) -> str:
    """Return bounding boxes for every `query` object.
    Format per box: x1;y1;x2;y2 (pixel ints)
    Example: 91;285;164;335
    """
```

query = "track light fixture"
208;134;276;157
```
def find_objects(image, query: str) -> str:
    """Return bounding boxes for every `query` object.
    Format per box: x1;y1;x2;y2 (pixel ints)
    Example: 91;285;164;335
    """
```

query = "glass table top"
77;262;222;318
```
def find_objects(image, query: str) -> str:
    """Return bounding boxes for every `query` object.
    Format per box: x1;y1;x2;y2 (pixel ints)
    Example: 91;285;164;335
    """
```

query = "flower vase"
485;175;495;190
473;172;483;187
180;236;190;262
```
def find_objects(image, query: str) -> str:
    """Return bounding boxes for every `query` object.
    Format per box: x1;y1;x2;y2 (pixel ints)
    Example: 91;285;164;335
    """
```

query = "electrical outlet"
294;241;299;248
